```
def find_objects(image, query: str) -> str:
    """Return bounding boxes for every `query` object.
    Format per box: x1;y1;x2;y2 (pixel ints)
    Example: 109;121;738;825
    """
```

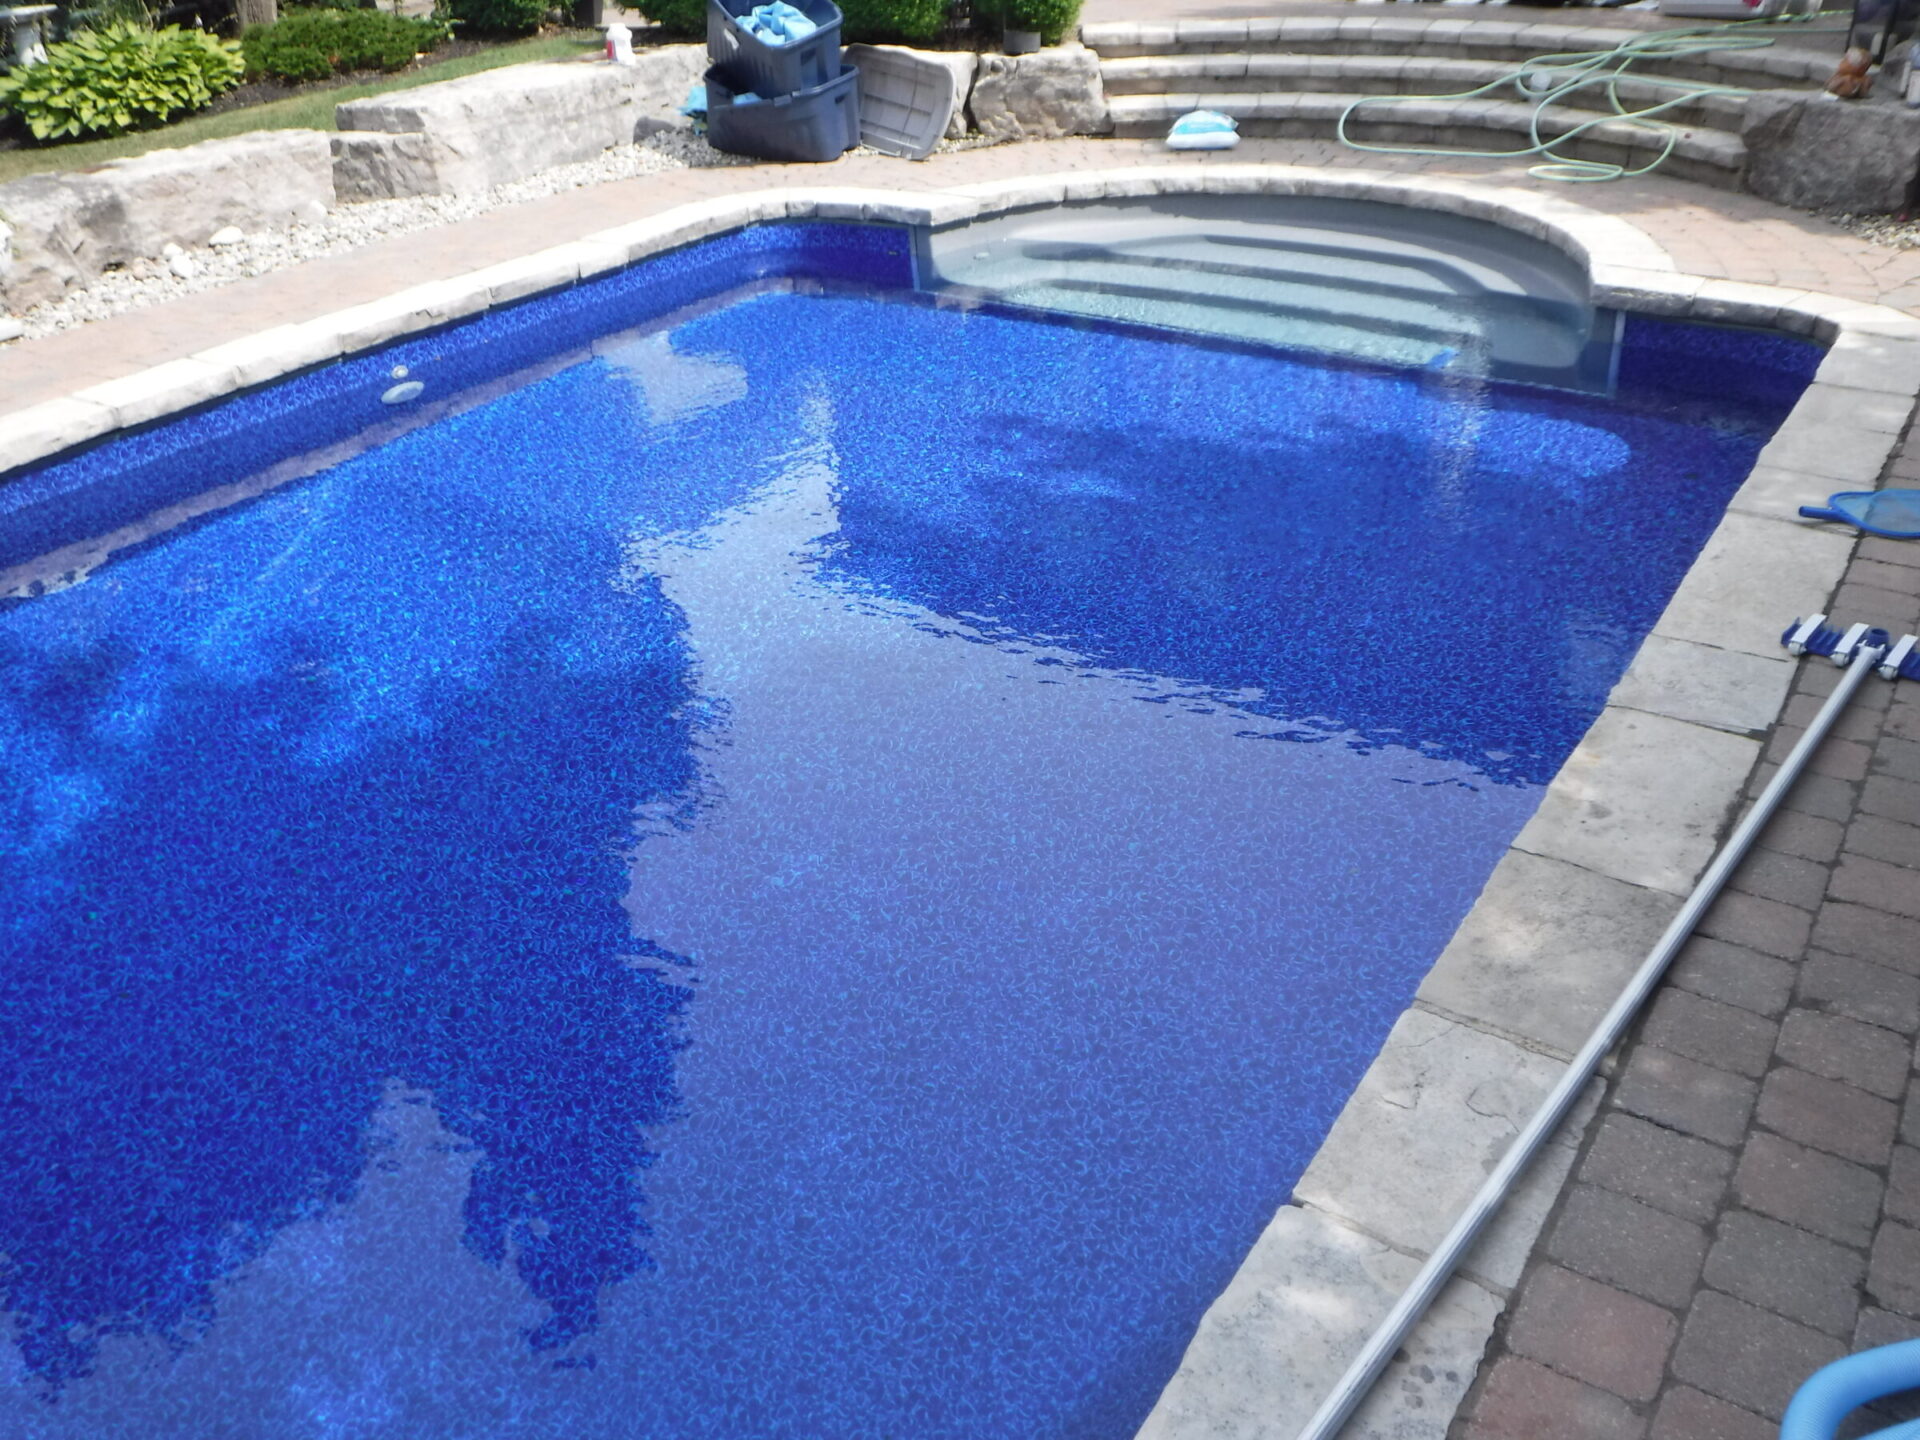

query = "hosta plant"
0;22;244;140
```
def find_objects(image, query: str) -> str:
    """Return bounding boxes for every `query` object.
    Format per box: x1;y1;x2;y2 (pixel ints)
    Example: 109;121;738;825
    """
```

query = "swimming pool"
0;221;1817;1439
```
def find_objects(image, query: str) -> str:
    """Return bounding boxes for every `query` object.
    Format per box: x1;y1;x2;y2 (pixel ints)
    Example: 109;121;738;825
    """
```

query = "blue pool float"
1783;1339;1920;1439
1166;110;1240;150
1798;488;1920;539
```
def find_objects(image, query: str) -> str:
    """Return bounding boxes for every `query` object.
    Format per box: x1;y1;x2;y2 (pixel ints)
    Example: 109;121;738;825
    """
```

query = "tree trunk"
235;0;278;32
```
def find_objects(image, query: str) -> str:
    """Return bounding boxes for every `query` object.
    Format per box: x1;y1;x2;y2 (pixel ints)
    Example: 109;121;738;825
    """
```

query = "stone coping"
1;163;1913;1438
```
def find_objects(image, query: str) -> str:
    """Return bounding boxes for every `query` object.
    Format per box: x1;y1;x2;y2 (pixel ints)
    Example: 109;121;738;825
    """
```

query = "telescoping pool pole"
1293;618;1901;1440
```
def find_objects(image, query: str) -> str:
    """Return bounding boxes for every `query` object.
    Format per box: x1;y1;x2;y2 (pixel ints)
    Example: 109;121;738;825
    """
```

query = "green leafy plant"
636;0;703;33
0;22;243;140
997;0;1078;44
241;7;452;81
447;0;547;38
837;0;943;42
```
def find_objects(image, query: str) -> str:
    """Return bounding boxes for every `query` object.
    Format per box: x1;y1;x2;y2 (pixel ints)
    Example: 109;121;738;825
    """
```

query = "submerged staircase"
924;194;1613;388
1081;13;1838;188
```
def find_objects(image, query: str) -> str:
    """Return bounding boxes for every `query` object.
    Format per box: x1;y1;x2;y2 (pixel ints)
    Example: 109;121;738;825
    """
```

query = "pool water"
0;238;1809;1438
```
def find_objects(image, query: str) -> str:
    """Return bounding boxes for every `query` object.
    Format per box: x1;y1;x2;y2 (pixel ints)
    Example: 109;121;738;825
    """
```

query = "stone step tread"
1098;52;1762;121
1106;91;1748;166
1081;16;1832;84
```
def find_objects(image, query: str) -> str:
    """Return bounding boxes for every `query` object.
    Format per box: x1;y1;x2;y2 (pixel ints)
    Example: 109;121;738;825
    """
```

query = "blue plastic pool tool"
1781;1338;1920;1439
1165;110;1240;150
1798;488;1920;539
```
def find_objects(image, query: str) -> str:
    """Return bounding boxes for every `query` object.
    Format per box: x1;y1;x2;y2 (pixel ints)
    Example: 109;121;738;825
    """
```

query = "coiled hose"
1336;15;1838;182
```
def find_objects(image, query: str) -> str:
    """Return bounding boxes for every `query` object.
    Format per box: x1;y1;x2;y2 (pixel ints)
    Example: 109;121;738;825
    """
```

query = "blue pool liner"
0;222;914;576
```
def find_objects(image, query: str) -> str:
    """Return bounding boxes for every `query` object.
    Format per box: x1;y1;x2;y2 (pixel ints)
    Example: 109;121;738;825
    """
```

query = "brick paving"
1456;518;1920;1437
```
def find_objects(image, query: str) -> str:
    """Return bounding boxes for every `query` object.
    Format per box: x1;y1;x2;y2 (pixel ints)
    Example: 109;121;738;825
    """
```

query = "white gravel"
2;128;757;343
1838;211;1920;250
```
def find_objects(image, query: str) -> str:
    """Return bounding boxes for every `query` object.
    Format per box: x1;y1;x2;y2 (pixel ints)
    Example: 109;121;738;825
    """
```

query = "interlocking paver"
1775;1009;1912;1100
1797;951;1920;1034
1669;937;1795;1018
1727;847;1831;913
1864;775;1920;829
1845;814;1920;870
1578;1112;1733;1224
1544;1184;1708;1309
1870;1220;1920;1318
1613;1047;1757;1148
1640;990;1778;1080
1763;724;1872;783
1830;852;1920;922
1670;1291;1846;1420
1505;1265;1677;1403
1463;1356;1645;1440
1810;902;1920;976
1700;1210;1866;1336
1756;808;1847;865
1737;1131;1882;1249
1756;1066;1900;1165
1648;1386;1773;1440
1878;736;1920;786
1887;1146;1920;1228
1697;891;1815;960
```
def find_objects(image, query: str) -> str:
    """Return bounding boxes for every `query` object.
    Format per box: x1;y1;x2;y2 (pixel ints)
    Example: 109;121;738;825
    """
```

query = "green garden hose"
1336;16;1838;182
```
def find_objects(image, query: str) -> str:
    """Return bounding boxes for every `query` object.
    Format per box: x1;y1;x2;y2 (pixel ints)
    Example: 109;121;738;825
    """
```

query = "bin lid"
844;44;959;161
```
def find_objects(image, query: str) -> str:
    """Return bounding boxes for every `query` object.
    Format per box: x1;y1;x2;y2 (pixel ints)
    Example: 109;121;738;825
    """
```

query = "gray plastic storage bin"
844;45;959;160
706;0;843;98
705;64;861;163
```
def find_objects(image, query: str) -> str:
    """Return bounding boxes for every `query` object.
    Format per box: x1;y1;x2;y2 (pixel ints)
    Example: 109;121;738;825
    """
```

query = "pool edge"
1;165;1912;1440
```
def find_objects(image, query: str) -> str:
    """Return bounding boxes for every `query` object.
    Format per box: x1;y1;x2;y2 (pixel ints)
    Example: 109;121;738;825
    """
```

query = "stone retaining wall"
332;47;705;201
0;130;333;314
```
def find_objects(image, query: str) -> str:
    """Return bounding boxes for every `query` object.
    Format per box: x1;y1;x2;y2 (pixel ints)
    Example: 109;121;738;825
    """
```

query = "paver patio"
7;36;1920;1435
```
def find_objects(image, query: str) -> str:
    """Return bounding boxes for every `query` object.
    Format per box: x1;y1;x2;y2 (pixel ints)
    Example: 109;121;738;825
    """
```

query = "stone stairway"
1082;13;1837;188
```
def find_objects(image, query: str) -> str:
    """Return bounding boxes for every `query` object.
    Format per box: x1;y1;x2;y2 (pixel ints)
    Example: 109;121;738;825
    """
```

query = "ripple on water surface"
0;289;1793;1438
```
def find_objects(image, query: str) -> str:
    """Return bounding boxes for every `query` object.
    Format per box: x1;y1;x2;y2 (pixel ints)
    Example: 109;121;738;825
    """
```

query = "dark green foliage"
837;0;943;42
240;8;451;80
637;0;704;33
996;0;1079;44
0;22;243;139
447;0;547;37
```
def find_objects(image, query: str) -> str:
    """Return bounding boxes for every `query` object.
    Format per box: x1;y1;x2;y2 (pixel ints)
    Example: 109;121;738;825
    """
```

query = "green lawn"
0;31;608;186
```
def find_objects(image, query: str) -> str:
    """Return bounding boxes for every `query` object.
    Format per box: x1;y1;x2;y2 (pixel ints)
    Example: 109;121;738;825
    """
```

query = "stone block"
1503;1264;1677;1402
1757;1066;1898;1165
1579;1112;1733;1223
1134;1205;1502;1440
1613;1045;1757;1147
1813;902;1920;975
1416;849;1678;1056
1608;634;1794;736
1514;707;1758;896
1640;989;1779;1079
969;45;1112;143
1735;1131;1882;1246
1652;512;1855;659
1669;936;1796;1017
335;47;705;198
1776;1008;1911;1098
1703;1210;1867;1336
1871;1220;1920;1318
1697;890;1813;960
1728;848;1829;913
1651;1386;1775;1440
1293;1009;1587;1293
0;396;116;476
1867;776;1920;828
1798;951;1920;1034
0;130;332;311
1464;1356;1643;1440
1544;1182;1708;1309
1743;91;1920;214
1671;1291;1846;1420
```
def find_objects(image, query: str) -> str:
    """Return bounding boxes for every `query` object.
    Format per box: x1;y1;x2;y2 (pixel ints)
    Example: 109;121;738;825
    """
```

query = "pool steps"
1082;14;1837;188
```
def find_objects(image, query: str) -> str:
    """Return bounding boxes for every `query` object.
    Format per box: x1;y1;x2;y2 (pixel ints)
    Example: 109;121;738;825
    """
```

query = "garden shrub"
0;22;243;140
645;0;943;44
837;0;943;43
241;8;451;81
996;0;1079;44
447;0;547;37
